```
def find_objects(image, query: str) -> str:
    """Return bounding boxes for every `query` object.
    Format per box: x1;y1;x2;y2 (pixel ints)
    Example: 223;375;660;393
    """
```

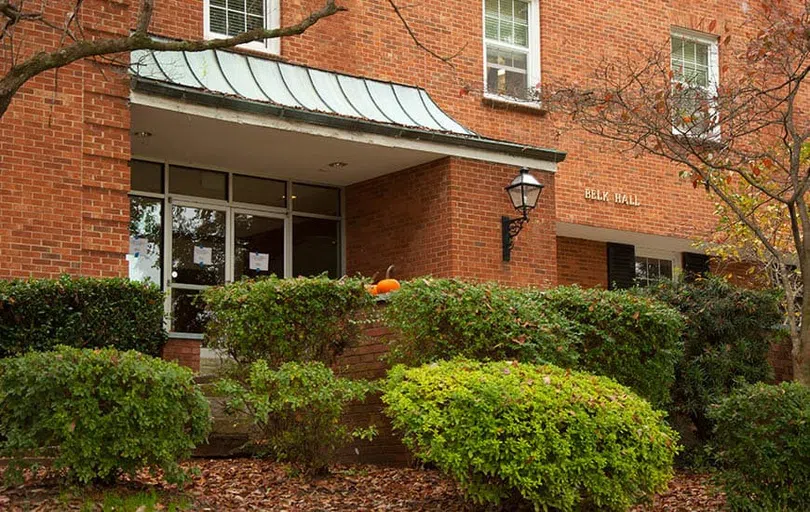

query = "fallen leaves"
0;461;726;512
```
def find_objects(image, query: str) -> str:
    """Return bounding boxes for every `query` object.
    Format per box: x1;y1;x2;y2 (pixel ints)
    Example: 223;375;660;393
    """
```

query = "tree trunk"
794;256;810;384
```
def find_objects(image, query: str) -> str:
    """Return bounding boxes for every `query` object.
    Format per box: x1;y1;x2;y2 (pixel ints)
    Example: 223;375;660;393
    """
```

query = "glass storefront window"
169;166;228;200
128;196;162;285
233;174;286;208
171;205;227;286
292;183;340;216
128;160;342;334
234;213;285;279
293;216;340;278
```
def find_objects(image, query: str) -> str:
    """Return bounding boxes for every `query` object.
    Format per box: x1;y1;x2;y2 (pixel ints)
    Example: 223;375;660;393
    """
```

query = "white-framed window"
634;249;679;286
204;0;280;54
483;0;540;102
128;160;343;336
670;27;719;138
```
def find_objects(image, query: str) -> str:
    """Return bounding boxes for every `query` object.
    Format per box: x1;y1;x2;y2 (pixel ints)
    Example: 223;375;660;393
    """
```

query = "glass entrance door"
169;202;227;333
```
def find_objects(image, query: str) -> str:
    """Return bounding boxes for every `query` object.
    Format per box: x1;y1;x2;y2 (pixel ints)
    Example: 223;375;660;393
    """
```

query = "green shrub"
0;276;167;357
709;382;810;511
382;359;679;512
537;286;683;409
384;279;682;408
383;278;581;368
201;275;374;365
216;361;376;475
639;276;781;443
0;347;211;485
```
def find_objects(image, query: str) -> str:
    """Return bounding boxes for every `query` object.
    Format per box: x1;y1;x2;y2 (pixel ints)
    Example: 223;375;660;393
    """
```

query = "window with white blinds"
484;0;539;101
205;0;279;53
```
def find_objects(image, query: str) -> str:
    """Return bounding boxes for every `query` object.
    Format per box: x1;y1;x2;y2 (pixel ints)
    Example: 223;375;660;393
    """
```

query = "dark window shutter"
607;243;636;290
682;252;710;281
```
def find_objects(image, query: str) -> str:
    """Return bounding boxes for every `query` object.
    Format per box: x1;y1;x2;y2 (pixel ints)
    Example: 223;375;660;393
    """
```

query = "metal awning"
129;49;566;164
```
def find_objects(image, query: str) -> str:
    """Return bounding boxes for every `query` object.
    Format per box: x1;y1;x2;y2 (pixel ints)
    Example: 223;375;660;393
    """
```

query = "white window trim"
203;0;281;55
670;26;720;139
482;0;540;103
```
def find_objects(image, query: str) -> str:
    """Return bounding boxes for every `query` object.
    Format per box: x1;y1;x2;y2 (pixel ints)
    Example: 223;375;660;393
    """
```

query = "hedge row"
0;276;167;358
384;279;684;408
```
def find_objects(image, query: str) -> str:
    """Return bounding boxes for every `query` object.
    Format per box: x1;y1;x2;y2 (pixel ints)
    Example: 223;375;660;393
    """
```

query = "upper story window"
205;0;280;53
484;0;540;102
670;28;719;137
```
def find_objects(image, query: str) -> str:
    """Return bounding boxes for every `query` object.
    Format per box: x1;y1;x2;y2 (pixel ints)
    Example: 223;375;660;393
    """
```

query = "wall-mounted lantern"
502;168;544;262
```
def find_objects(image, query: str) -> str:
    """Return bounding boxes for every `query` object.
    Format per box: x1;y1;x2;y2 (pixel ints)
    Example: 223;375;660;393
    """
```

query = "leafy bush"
709;382;810;511
384;279;682;408
383;278;581;368
537;286;683;409
201;275;374;365
0;347;211;484
0;276;167;357
382;360;678;511
216;361;376;475
639;276;781;442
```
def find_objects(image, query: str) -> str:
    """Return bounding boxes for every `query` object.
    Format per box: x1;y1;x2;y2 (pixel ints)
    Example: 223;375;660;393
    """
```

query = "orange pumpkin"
365;284;379;295
376;265;401;294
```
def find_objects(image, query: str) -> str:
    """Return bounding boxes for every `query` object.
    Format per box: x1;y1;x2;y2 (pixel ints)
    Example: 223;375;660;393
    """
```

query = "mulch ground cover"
0;459;725;511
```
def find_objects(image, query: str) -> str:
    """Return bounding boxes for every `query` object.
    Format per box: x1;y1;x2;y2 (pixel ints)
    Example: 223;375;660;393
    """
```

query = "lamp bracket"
502;213;529;262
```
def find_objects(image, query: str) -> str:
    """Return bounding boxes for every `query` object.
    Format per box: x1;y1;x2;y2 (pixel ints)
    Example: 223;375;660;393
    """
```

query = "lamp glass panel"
507;185;524;209
525;184;542;208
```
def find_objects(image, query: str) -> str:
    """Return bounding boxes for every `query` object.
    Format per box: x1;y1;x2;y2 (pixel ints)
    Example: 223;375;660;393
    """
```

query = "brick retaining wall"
162;339;202;373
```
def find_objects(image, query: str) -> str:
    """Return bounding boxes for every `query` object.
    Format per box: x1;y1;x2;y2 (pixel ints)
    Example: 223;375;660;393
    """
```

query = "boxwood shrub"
382;359;679;511
384;279;683;408
0;347;211;484
638;276;781;443
709;382;810;511
201;275;374;365
0;275;167;357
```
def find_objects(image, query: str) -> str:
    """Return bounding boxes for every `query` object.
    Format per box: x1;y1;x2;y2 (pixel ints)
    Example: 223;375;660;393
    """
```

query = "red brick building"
1;0;747;355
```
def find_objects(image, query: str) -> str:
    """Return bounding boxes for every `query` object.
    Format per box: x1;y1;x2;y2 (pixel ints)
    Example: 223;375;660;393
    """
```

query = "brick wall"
335;311;411;466
162;338;202;373
347;156;557;287
556;237;607;288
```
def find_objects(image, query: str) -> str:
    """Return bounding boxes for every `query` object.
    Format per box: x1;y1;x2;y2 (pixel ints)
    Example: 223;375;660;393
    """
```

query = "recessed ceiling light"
328;161;348;168
134;131;152;138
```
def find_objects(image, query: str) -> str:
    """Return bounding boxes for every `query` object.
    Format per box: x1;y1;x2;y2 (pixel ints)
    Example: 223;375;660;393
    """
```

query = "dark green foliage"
0;276;167;357
383;278;581;368
382;359;679;511
638;276;781;443
0;347;211;485
216;361;376;475
709;382;810;511
384;279;683;408
537;286;683;409
201;275;374;365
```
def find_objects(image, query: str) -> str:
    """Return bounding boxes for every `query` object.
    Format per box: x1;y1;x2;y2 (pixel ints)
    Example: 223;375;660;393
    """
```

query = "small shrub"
0;347;211;485
382;359;679;511
537;286;683;409
383;278;581;368
0;275;167;357
639;276;781;443
709;382;810;511
201;275;374;365
216;361;376;475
